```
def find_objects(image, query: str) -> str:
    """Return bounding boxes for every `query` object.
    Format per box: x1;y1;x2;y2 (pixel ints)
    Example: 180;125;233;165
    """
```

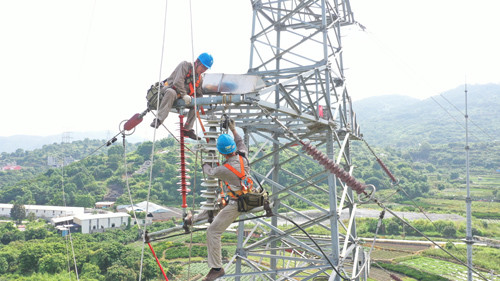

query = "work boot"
150;118;162;128
202;268;225;281
182;210;192;233
183;129;201;140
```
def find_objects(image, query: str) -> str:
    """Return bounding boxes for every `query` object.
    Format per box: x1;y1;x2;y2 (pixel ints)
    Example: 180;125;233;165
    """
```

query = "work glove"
228;118;236;131
202;163;211;171
182;95;192;106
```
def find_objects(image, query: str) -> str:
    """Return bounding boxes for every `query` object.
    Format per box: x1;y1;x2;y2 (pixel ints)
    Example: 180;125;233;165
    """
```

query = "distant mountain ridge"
0;132;145;154
353;83;500;147
1;83;499;153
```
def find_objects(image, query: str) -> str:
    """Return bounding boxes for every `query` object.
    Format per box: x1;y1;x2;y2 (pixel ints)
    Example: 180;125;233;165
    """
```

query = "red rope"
148;242;169;281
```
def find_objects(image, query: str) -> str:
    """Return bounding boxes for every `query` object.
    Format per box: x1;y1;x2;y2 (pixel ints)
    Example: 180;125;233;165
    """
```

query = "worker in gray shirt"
150;53;213;140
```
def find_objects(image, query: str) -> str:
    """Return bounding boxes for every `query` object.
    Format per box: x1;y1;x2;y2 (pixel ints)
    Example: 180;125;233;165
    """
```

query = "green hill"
354;83;500;147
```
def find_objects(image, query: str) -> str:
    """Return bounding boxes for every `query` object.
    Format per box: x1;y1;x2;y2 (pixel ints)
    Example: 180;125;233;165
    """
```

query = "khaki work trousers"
192;200;241;268
157;87;196;130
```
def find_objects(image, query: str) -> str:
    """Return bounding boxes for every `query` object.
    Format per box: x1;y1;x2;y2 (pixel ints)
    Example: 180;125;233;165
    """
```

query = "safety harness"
168;65;201;97
184;67;201;97
146;64;201;110
219;155;268;212
223;155;253;200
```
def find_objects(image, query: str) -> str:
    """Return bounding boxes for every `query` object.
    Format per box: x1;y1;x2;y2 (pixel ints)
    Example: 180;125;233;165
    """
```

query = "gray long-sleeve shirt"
202;133;250;193
163;61;204;98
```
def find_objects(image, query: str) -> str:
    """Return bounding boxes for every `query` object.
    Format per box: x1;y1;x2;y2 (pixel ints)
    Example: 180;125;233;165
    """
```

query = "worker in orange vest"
184;119;254;281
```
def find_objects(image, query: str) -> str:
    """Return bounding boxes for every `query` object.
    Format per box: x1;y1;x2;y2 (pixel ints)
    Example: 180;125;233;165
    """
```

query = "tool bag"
146;82;165;110
237;189;269;212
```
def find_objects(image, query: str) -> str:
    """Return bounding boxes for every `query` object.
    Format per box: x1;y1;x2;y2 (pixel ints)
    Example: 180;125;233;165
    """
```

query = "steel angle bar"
250;62;327;79
276;177;329;207
146;225;184;238
228;258;333;281
249;139;326;176
341;204;357;257
276;85;322;116
229;254;274;280
251;171;328;211
278;203;331;232
242;222;261;247
294;268;332;281
251;38;314;71
231;259;332;278
335;131;350;164
244;218;327;253
338;170;355;216
248;253;322;264
252;0;318;42
330;102;340;123
248;137;271;163
270;30;325;65
245;131;312;165
257;65;328;96
332;130;353;166
278;84;301;114
246;245;308;257
185;93;259;107
273;174;330;205
283;67;332;97
280;168;329;194
340;243;359;265
352;246;361;278
246;214;334;256
298;75;319;119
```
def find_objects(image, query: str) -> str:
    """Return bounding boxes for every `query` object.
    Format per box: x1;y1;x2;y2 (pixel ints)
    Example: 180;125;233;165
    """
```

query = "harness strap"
185;68;201;97
223;155;251;199
167;66;201;98
224;155;246;179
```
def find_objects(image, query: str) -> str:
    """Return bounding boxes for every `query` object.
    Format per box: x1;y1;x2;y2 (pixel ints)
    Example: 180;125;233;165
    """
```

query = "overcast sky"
1;0;499;140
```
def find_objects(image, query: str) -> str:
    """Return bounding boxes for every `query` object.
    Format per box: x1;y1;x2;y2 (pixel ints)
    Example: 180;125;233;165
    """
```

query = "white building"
0;204;84;220
116;201;182;221
73;213;130;234
95;201;115;209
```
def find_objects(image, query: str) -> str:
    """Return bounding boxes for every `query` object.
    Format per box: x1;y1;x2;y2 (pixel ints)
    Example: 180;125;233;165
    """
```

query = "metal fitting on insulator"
220;114;230;131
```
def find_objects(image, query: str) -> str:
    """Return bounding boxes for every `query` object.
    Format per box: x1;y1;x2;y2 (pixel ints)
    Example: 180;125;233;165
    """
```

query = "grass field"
400;257;499;281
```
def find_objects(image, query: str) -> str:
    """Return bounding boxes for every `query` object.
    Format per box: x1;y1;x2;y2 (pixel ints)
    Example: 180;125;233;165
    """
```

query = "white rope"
123;137;140;227
139;0;169;280
188;0;201;141
187;1;197;279
61;158;80;280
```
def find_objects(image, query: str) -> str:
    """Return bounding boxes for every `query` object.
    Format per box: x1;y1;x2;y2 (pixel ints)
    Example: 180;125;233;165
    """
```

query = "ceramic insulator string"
301;141;366;194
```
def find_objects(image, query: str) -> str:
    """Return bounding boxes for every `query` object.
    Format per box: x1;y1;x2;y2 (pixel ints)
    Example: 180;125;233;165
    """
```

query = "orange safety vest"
223;155;254;200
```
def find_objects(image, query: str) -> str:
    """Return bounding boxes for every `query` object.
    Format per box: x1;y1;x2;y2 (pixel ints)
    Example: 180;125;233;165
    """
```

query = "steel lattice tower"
204;0;366;280
150;0;369;280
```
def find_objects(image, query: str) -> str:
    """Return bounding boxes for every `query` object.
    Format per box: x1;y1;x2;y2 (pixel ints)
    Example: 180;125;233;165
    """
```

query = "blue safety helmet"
198;52;214;69
217;134;236;155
